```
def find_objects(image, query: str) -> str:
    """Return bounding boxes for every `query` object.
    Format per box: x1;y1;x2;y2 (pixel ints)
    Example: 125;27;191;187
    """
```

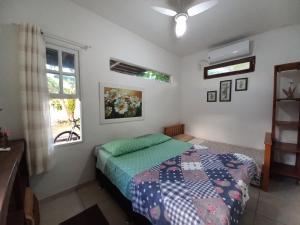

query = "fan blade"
152;6;177;17
187;0;218;17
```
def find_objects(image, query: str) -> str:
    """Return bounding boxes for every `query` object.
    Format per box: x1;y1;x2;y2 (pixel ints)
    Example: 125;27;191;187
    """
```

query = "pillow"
135;134;152;139
102;133;171;157
102;138;148;156
143;133;172;146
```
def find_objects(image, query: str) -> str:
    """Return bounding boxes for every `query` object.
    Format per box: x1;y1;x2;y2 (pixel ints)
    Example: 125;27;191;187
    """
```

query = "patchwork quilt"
131;144;260;225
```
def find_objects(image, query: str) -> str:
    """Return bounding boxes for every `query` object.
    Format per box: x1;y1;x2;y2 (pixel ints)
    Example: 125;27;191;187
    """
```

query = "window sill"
53;140;83;149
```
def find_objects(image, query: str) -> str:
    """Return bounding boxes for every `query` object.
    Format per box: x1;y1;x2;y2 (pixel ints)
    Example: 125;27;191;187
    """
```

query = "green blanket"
96;139;192;199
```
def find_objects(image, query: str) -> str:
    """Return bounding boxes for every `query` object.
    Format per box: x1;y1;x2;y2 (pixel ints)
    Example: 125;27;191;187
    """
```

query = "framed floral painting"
99;83;144;123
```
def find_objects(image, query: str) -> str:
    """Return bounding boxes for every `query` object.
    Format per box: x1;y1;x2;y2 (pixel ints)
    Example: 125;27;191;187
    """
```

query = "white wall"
0;25;24;139
180;25;300;151
0;0;181;199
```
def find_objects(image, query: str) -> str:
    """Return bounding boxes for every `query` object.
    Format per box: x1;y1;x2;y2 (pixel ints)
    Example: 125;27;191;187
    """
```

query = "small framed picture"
207;91;217;102
219;80;232;102
235;78;248;91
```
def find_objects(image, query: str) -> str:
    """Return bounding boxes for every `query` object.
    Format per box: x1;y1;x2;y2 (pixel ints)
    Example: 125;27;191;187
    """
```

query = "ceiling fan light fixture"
175;13;188;38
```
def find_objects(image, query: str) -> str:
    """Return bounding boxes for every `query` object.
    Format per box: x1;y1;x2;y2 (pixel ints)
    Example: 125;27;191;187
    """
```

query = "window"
46;45;82;145
110;59;171;83
204;56;256;79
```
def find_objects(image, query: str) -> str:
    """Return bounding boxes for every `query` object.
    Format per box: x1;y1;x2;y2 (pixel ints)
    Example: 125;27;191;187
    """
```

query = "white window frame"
46;44;80;99
46;43;83;146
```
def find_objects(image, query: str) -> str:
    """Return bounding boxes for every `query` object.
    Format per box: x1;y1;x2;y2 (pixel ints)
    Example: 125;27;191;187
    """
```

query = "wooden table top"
0;140;25;225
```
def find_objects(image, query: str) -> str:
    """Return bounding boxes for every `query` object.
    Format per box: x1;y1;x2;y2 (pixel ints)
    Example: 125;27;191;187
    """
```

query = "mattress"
96;139;192;200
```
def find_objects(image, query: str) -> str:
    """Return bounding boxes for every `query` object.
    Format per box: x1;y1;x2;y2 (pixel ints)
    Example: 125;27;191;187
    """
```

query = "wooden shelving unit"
276;98;300;101
272;162;300;179
272;141;300;153
275;121;300;129
270;62;300;180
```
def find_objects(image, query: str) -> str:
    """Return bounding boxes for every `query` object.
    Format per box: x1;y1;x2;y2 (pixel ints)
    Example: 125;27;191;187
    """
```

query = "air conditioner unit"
208;40;250;64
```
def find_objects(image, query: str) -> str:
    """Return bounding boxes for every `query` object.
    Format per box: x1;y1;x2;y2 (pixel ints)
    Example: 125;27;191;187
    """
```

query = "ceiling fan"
152;0;218;37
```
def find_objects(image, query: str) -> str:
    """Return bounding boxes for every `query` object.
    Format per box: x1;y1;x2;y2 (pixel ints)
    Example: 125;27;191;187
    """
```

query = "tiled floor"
40;178;300;225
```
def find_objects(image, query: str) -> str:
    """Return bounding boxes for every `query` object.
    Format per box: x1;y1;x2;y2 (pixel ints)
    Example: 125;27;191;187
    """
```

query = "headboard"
164;124;184;137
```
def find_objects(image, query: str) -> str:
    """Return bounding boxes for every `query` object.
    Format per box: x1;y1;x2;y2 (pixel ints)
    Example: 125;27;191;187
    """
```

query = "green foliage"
47;74;76;95
51;99;63;111
47;75;59;93
137;70;170;83
63;76;76;95
63;99;76;121
50;99;76;121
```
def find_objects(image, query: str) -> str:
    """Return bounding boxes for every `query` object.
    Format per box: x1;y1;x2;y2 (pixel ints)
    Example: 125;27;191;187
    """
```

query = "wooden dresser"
0;140;29;225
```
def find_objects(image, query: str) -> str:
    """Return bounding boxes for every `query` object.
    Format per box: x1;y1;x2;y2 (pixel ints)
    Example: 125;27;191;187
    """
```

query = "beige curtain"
18;23;54;175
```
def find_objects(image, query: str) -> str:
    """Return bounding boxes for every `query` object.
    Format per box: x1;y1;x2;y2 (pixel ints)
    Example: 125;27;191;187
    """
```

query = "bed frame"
96;168;151;225
164;124;185;137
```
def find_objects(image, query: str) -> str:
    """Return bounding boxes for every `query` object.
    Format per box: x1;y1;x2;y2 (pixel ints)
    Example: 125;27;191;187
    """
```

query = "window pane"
46;48;59;71
139;71;170;82
207;62;250;76
110;59;171;83
47;73;60;94
63;75;76;95
49;98;81;144
62;52;75;73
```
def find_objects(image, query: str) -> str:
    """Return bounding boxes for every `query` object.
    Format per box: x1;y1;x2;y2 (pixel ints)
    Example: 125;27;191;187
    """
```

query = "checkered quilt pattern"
131;145;260;225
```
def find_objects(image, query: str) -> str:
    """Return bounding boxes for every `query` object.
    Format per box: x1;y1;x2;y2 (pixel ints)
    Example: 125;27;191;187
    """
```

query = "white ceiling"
71;0;300;56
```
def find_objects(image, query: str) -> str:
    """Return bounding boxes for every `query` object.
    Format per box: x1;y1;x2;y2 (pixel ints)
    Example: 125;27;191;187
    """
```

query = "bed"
95;134;260;225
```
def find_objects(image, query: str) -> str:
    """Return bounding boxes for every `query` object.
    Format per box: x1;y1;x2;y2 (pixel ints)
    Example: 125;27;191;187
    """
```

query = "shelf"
276;98;300;102
272;141;300;154
271;162;300;179
275;121;300;129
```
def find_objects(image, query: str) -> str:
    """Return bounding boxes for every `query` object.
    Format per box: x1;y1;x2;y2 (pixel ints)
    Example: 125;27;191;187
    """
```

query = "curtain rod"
41;31;91;50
